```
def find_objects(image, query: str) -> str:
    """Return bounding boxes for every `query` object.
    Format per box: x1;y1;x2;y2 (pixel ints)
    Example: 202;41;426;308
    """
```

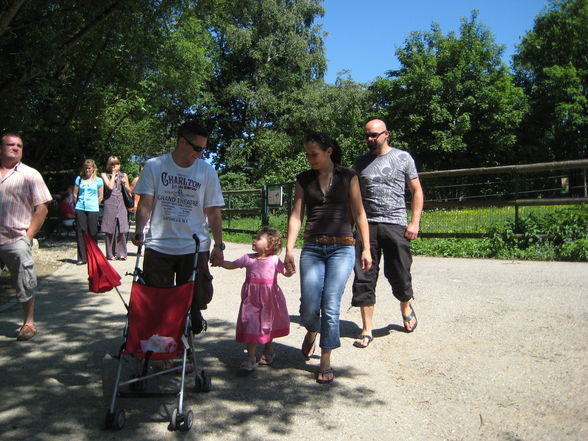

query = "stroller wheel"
170;408;179;431
195;370;212;392
106;409;125;430
113;409;126;430
179;410;193;432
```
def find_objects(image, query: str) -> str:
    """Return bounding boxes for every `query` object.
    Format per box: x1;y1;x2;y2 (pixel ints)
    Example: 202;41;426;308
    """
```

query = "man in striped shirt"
0;133;52;341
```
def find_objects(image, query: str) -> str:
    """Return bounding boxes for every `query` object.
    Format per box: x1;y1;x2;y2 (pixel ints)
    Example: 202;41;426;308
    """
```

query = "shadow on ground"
0;267;383;441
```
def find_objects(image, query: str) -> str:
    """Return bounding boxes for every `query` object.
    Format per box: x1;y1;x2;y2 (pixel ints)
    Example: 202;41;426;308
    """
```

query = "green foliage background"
222;205;588;261
2;0;586;190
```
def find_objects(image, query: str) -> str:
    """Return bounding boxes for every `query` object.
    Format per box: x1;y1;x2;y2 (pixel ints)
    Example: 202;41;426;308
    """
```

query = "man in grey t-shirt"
351;119;424;348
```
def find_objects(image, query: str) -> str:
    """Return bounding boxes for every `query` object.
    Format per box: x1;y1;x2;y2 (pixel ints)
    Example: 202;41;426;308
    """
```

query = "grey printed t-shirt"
353;148;418;226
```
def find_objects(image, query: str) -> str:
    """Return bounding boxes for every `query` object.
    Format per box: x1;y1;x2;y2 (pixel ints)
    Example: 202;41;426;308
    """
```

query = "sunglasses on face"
364;130;386;139
183;136;206;152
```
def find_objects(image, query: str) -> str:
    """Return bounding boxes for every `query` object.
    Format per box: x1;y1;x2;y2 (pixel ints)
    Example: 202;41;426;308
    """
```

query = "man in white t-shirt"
132;120;225;334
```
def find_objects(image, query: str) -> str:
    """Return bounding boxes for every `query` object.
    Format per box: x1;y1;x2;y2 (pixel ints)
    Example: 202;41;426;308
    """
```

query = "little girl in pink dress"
222;227;293;371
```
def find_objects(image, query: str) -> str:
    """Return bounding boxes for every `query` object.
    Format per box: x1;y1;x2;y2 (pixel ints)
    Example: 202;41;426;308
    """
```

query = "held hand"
284;267;295;277
210;247;224;267
404;222;420;241
284;253;296;275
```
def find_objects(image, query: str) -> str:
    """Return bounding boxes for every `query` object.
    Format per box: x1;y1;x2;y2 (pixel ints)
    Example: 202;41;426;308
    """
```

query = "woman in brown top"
285;132;371;384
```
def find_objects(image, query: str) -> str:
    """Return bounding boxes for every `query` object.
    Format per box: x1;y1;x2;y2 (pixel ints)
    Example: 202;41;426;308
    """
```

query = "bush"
487;206;588;261
412;206;588;261
558;239;588;261
411;238;493;258
222;205;588;262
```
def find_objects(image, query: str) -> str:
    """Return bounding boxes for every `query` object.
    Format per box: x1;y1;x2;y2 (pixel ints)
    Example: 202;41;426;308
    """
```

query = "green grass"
220;204;588;261
419;205;563;234
223;205;572;237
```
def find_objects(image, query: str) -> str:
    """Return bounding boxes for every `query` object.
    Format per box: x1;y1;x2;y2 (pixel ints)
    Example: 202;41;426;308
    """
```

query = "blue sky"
319;0;549;84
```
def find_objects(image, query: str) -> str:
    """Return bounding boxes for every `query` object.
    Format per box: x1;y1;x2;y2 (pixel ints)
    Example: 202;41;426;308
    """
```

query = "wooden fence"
222;159;588;237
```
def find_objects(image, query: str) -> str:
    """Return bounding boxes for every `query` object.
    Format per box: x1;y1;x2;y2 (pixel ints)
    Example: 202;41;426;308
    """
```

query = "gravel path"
0;241;586;441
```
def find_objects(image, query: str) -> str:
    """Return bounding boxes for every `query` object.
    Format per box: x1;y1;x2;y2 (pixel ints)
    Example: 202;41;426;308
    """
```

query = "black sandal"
353;334;373;348
402;305;418;333
316;367;334;384
301;332;317;360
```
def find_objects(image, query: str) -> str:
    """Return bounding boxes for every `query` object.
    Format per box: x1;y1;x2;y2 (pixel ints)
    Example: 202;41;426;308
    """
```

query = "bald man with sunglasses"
351;119;424;348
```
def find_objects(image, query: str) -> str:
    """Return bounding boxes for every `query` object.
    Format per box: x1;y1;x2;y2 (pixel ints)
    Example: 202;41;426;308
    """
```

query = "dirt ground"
1;239;587;441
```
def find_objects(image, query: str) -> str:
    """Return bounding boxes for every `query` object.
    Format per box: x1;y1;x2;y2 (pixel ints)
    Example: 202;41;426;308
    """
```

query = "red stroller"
95;234;211;431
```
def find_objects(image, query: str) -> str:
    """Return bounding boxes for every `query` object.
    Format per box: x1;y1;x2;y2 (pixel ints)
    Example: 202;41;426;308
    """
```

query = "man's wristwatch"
213;242;226;250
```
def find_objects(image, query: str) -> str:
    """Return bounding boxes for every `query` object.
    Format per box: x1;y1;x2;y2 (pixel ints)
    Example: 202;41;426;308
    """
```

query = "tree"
513;0;588;162
371;12;527;171
201;0;327;180
0;0;212;189
277;74;374;171
0;0;336;190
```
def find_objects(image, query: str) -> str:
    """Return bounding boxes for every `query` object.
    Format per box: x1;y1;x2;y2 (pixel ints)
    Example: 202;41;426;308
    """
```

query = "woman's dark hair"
305;132;342;165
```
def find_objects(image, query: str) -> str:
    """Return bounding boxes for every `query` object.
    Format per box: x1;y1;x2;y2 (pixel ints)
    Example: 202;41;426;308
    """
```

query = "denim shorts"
0;237;37;302
299;242;355;350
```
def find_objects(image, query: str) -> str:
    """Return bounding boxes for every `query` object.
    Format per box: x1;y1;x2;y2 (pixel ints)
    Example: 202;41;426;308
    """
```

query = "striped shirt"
0;162;52;245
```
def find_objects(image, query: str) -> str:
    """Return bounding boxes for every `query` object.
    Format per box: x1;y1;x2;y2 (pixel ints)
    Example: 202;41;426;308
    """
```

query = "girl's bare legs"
246;343;257;362
258;341;276;365
262;341;273;358
239;343;258;371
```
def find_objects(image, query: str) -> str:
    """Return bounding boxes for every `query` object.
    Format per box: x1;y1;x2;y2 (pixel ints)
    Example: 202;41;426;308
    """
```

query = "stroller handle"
131;235;201;284
192;234;200;254
190;234;200;281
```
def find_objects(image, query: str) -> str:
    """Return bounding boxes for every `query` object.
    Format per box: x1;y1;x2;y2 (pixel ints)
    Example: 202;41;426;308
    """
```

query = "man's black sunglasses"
183;136;206;152
364;130;386;140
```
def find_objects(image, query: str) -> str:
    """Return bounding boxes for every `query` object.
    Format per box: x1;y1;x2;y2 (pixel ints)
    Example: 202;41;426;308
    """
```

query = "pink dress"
234;253;290;344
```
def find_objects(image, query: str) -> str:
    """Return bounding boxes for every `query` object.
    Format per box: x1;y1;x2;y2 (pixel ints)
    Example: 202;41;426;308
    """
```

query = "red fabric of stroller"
83;232;121;293
124;281;195;360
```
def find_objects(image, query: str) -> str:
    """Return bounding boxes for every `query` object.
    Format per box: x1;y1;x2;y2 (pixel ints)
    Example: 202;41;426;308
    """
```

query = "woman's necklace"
320;170;334;204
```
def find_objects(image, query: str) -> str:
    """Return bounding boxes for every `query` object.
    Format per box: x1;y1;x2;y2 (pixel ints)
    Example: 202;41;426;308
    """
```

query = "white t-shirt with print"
134;153;224;254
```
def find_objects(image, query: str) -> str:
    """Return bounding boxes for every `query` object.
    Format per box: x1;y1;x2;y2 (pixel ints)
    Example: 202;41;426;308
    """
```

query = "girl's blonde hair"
79;159;97;178
258;227;282;255
106;155;121;171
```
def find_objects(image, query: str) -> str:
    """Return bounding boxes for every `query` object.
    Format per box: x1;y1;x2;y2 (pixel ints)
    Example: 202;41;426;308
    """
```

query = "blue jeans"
299;243;355;350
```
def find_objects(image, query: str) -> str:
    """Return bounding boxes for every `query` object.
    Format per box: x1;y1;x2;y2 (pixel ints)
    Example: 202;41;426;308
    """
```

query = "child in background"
58;185;76;227
222;227;293;371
